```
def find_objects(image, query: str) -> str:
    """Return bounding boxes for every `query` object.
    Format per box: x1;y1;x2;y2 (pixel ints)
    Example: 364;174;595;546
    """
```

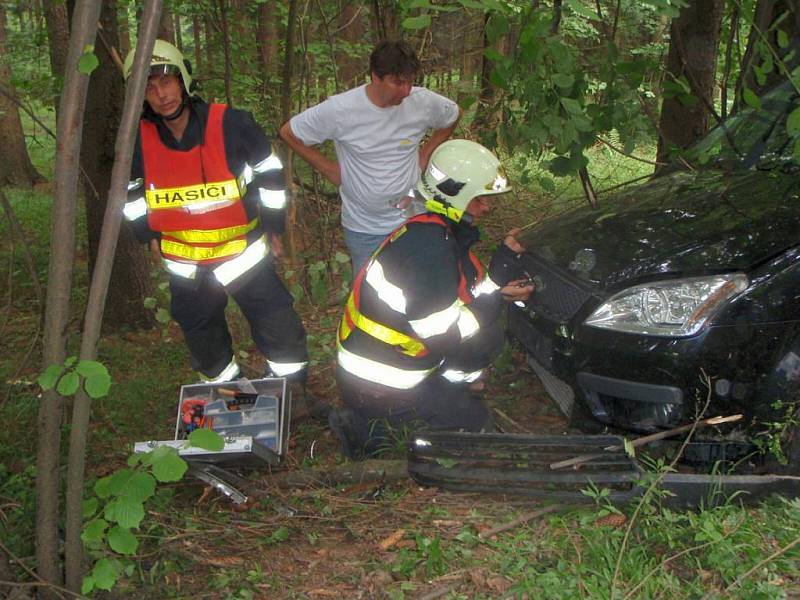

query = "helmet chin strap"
161;95;188;121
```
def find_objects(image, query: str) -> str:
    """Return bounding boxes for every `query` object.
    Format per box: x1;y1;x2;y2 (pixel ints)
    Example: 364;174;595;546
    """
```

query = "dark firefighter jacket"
337;213;506;390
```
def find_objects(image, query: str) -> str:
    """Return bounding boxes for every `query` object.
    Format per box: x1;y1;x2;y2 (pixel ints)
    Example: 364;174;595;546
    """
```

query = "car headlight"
584;273;748;337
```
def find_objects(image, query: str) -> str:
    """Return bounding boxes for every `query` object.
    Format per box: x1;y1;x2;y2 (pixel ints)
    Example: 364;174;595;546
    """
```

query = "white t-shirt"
289;85;459;234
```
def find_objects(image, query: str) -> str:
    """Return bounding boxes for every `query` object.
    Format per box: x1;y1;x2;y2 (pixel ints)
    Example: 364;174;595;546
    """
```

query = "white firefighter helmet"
416;139;510;223
123;39;194;95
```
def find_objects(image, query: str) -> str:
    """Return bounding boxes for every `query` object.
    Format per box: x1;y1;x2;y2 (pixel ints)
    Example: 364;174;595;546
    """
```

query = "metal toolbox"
135;377;291;470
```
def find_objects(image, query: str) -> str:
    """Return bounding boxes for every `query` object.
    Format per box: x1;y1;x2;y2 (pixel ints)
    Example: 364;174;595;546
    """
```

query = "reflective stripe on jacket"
337;213;498;388
139;103;265;267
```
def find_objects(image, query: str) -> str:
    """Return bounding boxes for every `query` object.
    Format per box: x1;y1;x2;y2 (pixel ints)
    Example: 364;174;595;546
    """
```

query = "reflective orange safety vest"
338;213;485;358
140;103;257;265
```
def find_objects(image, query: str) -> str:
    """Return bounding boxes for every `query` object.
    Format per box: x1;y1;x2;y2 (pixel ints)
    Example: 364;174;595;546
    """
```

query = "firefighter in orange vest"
331;140;534;458
122;40;308;385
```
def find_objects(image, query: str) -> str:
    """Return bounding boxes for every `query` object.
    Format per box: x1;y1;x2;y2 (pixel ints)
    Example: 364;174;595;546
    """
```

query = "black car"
509;80;800;463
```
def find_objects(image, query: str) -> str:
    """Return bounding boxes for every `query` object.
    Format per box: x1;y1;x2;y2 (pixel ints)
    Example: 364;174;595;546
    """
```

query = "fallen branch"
478;504;560;540
550;414;743;470
270;459;408;489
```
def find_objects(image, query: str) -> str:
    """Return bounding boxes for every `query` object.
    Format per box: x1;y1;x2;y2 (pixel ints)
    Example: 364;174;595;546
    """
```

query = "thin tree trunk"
256;1;278;102
336;3;365;88
192;14;201;73
655;0;724;168
43;0;69;116
174;12;182;50
0;4;43;186
81;0;153;331
119;2;130;55
36;1;103;596
63;4;163;590
157;3;173;42
720;5;739;119
282;0;301;262
214;0;233;105
473;11;502;132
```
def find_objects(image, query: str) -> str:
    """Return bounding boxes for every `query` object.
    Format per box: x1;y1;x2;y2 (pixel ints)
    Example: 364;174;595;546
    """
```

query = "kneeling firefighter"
331;139;534;458
122;40;310;392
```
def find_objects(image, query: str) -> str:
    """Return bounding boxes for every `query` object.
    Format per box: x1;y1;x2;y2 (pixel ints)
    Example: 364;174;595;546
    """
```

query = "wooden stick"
478;504;560;540
549;414;743;470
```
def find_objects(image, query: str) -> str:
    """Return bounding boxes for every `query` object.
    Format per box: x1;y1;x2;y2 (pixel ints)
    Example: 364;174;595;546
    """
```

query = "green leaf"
84;372;112;399
794;137;800;163
559;97;583;115
92;558;119;591
547;156;574;176
78;47;100;75
57;371;80;396
564;0;600;21
108;496;145;529
81;518;108;543
143;297;158;309
552;73;574;89
95;468;135;498
155;308;171;324
743;88;761;110
269;527;290;543
37;364;64;390
402;15;431;30
435;458;457;468
334;251;350;264
123;471;157;503
786;106;800;136
76;360;108;379
623;438;636;458
407;0;431;8
188;428;225;451
778;29;789;49
108;526;139;555
151;449;188;482
81;575;95;595
83;497;99;519
65;356;78;368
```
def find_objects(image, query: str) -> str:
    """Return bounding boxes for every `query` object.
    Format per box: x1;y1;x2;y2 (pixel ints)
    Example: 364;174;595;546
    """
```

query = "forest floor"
2;154;800;599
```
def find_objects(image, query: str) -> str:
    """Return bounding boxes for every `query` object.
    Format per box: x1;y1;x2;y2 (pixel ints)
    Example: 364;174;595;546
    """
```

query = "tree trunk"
174;12;182;50
473;11;506;133
0;4;43;187
192;13;201;73
655;0;724;169
63;4;163;590
81;0;153;331
256;0;278;102
735;0;799;112
119;2;130;55
337;3;366;88
36;1;102;595
213;0;233;105
370;0;400;42
43;0;70;115
282;0;303;262
157;3;174;42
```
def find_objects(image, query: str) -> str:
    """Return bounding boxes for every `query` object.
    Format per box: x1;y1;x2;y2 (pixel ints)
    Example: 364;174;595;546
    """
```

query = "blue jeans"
343;228;390;275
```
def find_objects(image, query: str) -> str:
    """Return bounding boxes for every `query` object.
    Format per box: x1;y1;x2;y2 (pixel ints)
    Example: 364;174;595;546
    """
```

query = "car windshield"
688;79;800;169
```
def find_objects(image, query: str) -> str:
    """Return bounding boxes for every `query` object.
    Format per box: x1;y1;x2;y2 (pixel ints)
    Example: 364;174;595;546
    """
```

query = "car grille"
519;255;598;322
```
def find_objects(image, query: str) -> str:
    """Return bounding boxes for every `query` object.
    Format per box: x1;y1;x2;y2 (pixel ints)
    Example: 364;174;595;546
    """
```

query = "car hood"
521;168;800;290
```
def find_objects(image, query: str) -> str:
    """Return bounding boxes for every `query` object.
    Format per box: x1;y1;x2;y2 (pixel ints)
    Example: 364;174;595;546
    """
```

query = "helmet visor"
147;63;182;79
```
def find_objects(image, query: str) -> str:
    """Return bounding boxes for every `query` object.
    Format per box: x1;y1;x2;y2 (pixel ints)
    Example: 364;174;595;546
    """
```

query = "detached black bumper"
407;431;800;508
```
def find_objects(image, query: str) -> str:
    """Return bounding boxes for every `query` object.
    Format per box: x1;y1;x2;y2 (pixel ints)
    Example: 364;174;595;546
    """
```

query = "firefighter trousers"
169;260;307;380
333;320;505;458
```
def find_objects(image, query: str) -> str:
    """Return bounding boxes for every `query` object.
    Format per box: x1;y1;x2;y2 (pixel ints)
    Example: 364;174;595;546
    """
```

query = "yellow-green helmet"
122;39;194;95
417;139;510;223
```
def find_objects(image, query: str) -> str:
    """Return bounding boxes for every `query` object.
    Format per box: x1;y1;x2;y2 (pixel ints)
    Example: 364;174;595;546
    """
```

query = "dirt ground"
117;345;571;599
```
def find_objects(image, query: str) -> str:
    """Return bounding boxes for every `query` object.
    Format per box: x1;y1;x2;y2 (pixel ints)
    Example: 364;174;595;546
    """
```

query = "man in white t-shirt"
279;41;462;273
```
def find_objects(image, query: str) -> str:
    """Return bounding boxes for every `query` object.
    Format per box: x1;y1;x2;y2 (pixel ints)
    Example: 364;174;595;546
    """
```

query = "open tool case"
134;377;290;503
